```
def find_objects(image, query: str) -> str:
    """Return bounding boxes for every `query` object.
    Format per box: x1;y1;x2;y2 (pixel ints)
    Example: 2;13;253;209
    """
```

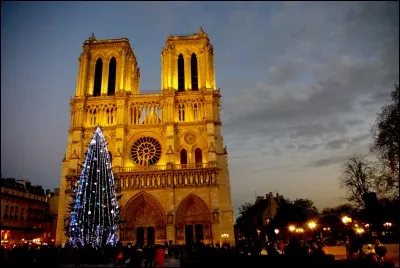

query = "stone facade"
55;28;235;246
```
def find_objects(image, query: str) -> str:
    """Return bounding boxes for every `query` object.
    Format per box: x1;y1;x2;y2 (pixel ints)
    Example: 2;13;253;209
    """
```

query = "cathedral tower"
56;28;235;246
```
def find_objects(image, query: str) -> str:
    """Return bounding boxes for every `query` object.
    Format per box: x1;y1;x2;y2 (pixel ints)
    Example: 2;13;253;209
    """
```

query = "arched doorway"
175;194;212;245
120;192;166;245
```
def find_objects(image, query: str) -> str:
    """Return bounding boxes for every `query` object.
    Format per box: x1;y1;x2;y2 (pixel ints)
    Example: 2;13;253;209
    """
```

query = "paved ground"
327;243;399;267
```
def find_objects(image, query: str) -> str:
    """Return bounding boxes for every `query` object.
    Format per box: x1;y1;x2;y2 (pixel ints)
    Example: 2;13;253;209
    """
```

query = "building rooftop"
1;178;45;196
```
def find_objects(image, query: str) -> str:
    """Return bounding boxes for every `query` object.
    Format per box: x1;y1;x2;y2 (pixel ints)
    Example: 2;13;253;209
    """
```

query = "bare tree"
371;84;400;194
339;153;377;208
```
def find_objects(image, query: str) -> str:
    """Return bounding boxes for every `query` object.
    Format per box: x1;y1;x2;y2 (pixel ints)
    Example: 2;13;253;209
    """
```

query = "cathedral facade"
56;28;235;246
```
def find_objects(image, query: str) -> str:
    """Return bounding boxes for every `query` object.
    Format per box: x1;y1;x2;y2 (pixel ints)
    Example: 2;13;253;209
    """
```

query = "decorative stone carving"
184;132;196;145
212;209;220;223
198;127;206;133
167;212;174;225
159;127;166;136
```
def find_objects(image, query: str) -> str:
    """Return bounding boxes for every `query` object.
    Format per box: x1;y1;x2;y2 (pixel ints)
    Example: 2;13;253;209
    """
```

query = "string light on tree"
67;127;120;248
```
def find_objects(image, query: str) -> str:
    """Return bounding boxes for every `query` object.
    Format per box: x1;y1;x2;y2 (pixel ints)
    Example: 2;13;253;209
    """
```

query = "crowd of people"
0;236;390;268
345;237;388;263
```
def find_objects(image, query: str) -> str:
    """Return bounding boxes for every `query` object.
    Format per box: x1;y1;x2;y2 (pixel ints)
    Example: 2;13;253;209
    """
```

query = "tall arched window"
180;149;188;165
108;57;117;95
93;58;103;96
193;104;198;120
191;53;198;90
195;148;202;166
178;54;185;92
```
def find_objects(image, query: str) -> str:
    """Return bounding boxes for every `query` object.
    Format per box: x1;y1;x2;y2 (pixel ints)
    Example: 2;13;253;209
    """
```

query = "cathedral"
55;28;235;246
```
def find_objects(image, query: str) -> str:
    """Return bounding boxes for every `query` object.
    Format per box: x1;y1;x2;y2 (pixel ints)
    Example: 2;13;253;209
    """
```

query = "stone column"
119;50;127;91
185;54;191;90
101;59;109;95
75;54;85;97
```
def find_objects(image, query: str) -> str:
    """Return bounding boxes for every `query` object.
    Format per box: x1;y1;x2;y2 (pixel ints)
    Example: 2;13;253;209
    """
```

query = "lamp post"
221;233;229;245
274;229;279;236
342;216;352;225
308;221;316;230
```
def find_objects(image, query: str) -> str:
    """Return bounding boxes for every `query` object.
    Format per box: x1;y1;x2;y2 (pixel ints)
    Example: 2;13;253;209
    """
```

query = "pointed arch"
93;58;103;96
178;54;185;92
180;149;188;165
194;148;202;165
122;192;166;227
107;57;116;95
191;53;198;90
175;194;211;226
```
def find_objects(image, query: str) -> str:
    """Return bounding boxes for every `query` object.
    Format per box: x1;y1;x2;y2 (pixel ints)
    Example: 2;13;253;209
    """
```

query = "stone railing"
65;163;218;194
113;162;216;173
115;167;218;191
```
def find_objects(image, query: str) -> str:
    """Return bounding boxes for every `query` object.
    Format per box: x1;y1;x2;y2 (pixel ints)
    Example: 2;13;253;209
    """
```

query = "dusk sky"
1;2;399;214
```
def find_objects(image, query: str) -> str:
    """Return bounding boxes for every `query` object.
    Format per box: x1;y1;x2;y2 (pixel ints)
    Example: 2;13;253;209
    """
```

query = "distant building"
262;192;280;225
0;178;58;247
253;192;280;230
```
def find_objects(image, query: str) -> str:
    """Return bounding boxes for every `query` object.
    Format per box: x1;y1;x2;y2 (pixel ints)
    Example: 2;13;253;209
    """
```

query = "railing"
113;162;217;173
64;162;218;194
115;167;219;191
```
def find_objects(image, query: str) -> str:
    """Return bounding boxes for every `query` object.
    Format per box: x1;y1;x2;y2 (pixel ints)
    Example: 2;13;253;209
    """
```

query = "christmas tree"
67;127;120;248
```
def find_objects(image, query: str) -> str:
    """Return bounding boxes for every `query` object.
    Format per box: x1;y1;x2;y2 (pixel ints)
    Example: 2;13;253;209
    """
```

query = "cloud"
306;155;350;168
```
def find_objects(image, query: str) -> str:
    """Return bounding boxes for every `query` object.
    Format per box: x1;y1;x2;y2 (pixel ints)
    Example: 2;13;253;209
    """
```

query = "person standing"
154;245;165;268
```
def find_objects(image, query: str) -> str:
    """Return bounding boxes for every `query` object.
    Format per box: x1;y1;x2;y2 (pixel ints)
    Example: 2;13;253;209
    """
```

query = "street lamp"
356;228;364;234
221;233;229;244
342;216;352;224
308;221;317;230
289;225;296;232
274;229;279;235
383;222;392;228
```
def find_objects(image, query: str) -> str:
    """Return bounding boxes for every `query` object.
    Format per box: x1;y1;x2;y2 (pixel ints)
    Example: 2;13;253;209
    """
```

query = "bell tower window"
178;54;185;92
108;57;116;95
191;53;198;90
93;58;103;96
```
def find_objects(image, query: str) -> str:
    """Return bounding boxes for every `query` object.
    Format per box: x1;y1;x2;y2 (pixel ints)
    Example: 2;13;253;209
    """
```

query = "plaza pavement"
327;243;399;267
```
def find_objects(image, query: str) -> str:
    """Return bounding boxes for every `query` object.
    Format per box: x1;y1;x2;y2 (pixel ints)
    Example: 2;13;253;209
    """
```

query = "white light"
88;211;91;215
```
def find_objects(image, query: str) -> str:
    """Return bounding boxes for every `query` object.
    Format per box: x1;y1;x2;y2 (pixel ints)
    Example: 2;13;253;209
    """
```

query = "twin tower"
56;28;235;246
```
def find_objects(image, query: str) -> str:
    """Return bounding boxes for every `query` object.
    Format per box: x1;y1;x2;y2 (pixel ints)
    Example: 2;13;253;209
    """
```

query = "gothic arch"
175;194;211;226
191;53;198;90
107;57;117;95
105;52;120;61
177;54;185;92
93;58;103;96
122;192;166;227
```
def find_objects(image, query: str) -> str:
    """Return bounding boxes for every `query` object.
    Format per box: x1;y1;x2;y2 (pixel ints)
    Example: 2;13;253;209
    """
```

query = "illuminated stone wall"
56;28;235;246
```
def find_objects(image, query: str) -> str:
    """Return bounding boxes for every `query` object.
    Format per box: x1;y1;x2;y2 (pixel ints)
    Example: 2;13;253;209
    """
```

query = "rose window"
130;137;162;165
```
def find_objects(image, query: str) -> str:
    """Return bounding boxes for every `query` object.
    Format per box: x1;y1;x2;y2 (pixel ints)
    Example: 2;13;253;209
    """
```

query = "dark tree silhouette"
339;153;376;208
371;84;400;195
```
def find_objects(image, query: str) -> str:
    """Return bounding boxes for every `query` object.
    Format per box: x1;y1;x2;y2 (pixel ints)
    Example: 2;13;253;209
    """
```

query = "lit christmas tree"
67;127;120;248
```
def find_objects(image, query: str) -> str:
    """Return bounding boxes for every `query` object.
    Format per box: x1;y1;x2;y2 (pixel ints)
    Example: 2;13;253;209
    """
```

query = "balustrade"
64;163;218;194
